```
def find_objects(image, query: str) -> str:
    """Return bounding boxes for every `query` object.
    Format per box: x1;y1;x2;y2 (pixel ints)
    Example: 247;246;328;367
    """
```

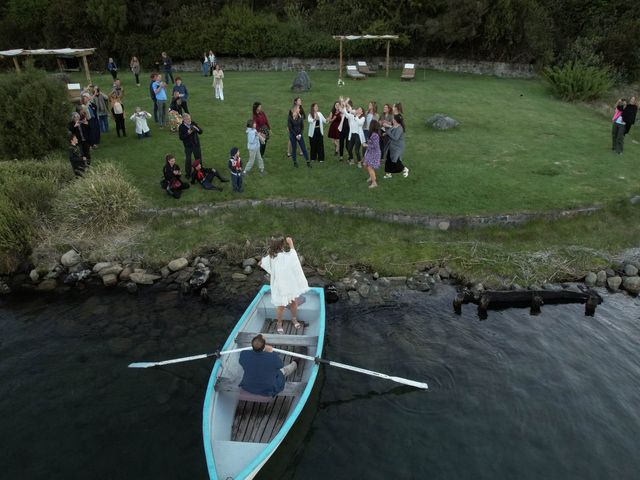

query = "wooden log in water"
453;288;602;316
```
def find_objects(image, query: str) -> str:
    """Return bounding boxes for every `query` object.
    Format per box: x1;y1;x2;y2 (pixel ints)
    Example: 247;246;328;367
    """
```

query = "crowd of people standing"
65;51;412;195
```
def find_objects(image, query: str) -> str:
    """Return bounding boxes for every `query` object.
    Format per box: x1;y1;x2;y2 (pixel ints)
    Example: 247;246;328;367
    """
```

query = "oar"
128;346;252;369
271;347;429;390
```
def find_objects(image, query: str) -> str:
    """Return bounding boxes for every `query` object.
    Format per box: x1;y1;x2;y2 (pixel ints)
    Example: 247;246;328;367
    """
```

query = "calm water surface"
1;286;639;480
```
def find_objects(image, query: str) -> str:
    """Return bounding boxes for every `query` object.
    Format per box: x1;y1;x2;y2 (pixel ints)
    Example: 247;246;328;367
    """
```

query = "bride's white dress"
260;248;309;307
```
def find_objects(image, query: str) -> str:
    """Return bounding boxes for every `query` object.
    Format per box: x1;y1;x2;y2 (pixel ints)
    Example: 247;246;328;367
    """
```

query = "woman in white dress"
259;236;309;333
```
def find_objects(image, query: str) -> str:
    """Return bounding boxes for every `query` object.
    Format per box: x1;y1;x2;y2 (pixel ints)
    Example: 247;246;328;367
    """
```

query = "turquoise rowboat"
202;285;325;479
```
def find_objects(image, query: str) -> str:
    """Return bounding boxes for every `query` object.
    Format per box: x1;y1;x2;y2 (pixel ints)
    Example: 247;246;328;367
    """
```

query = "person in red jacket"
190;159;228;191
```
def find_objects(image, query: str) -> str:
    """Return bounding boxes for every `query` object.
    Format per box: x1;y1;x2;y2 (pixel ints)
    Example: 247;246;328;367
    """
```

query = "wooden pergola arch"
0;48;96;84
333;35;399;79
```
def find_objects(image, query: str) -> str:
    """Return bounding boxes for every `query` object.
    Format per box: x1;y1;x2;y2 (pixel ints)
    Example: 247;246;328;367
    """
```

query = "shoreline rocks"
1;249;639;303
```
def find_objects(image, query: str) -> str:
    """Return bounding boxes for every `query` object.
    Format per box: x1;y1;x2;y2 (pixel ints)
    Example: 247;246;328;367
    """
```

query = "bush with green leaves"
0;69;68;159
0;156;75;216
544;61;614;102
0;155;74;272
52;162;142;236
0;193;33;274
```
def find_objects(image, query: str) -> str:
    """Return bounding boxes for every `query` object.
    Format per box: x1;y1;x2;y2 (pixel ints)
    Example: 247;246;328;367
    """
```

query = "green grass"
134;201;640;286
74;69;640;215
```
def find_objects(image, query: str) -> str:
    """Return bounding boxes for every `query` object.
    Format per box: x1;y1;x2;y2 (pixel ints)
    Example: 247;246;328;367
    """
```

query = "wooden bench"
215;377;307;399
235;331;317;348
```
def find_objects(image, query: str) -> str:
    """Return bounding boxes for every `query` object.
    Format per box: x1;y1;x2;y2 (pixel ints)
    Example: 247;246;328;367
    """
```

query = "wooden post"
57;58;65;72
13;57;21;74
81;54;92;84
385;41;390;78
339;38;343;80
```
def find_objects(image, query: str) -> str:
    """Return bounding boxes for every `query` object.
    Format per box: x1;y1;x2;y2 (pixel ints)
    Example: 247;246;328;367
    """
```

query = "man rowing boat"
239;334;298;397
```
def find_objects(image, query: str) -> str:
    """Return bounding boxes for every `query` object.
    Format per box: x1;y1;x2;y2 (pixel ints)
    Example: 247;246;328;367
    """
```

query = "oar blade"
389;376;429;390
128;362;158;369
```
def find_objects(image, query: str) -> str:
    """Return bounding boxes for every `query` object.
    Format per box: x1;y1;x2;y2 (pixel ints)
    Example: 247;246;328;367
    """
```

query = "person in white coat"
307;103;327;162
343;101;365;166
129;107;152;139
259;236;309;334
212;64;224;100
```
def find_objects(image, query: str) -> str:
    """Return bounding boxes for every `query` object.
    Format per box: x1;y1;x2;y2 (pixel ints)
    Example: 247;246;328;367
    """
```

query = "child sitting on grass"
190;159;228;191
228;147;243;192
161;154;189;199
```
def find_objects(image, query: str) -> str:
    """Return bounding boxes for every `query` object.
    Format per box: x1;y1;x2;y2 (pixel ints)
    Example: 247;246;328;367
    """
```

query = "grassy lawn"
103;200;638;286
74;69;640;215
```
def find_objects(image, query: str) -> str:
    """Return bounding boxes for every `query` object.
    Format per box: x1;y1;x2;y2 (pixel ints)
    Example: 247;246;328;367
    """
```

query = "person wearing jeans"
152;73;168;127
288;104;310;168
149;73;158;123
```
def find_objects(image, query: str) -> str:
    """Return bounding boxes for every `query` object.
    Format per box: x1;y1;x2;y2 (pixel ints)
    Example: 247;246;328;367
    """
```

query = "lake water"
1;286;639;479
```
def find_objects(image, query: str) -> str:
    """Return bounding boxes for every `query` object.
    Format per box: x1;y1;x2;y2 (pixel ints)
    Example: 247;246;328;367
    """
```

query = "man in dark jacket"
178;113;202;179
623;96;638;135
239;334;298;397
161;51;174;84
149;73;158;123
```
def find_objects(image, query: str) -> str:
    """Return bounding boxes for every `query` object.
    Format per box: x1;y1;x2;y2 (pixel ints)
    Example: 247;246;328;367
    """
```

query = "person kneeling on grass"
161;154;189;199
239;334;299;397
190;159;228;191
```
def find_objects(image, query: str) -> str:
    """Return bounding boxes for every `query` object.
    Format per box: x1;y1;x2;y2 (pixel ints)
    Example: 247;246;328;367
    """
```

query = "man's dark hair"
251;334;266;352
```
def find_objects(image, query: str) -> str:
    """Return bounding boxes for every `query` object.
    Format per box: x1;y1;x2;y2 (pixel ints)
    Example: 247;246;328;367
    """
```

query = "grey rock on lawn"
232;273;247;282
595;271;607;287
624;264;639;277
291;70;311;92
425;113;460;130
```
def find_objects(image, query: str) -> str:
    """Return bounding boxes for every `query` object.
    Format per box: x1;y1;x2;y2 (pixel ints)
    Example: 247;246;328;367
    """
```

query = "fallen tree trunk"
453;288;602;318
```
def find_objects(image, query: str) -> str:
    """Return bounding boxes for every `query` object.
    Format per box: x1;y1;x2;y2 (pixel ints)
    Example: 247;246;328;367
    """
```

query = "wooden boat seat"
235;332;318;348
216;377;307;399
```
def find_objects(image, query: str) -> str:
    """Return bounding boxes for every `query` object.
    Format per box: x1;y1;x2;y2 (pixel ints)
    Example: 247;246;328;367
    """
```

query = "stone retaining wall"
140;199;599;231
173;56;536;79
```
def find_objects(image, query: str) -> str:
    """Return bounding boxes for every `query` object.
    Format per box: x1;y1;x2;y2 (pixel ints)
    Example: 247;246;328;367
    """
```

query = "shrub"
52;162;142;236
0;68;68;159
0;193;33;273
0;155;75;216
544;61;614;102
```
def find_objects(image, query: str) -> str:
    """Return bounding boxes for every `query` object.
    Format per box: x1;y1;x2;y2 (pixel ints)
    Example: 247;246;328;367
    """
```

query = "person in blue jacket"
239;334;298;397
172;77;190;114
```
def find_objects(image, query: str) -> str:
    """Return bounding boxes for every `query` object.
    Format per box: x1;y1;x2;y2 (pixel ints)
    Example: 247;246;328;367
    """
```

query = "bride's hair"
268;236;286;258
